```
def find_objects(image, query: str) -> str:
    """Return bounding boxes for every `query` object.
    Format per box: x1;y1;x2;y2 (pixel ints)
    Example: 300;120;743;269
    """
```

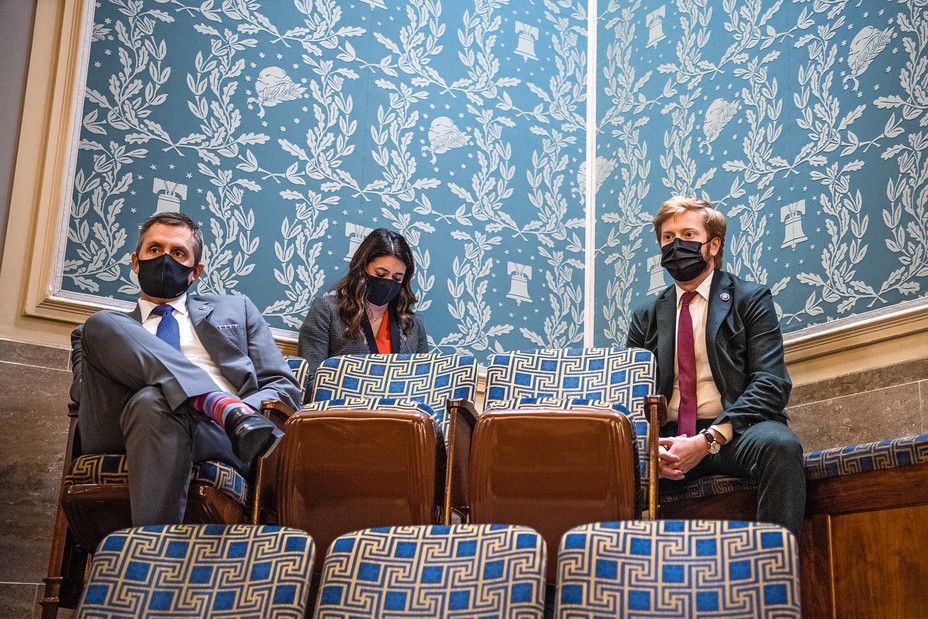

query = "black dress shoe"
224;407;285;467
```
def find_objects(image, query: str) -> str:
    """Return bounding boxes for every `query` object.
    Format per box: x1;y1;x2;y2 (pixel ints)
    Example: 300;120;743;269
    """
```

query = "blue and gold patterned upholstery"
484;347;655;407
803;433;928;479
76;524;314;618
284;355;312;399
658;474;757;505
484;348;656;501
660;434;928;506
311;353;478;439
64;455;249;508
556;520;800;618
313;352;477;404
314;524;546;618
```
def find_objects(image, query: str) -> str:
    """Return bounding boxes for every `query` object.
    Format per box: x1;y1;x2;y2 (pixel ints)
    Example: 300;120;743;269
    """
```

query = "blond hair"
652;196;726;269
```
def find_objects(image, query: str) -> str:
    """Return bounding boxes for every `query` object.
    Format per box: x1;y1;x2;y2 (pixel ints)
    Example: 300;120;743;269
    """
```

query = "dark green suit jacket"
626;269;791;436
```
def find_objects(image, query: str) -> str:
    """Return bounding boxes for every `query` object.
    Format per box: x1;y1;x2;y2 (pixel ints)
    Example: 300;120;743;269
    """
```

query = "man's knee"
752;423;804;474
122;385;191;434
82;310;128;352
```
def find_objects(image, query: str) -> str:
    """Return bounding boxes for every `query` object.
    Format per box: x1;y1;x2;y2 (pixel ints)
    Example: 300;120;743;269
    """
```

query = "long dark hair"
335;228;418;340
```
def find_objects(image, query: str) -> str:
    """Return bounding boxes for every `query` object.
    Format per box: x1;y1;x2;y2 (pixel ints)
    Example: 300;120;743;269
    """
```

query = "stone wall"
788;357;928;453
0;339;72;619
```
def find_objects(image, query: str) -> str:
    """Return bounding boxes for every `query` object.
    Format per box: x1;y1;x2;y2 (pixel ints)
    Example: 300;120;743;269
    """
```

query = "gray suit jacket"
71;294;303;412
298;292;429;398
626;270;792;435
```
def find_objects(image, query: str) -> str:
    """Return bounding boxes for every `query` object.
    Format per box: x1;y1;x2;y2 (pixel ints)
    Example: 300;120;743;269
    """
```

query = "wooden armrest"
447;399;478;426
443;399;478;524
259;399;295;424
644;395;667;519
252;400;297;524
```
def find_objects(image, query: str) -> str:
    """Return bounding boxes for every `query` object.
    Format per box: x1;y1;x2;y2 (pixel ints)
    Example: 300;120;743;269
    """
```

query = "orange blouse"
374;308;392;354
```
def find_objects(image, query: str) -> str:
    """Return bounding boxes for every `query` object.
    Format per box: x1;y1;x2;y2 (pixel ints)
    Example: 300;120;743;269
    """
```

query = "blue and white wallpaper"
596;0;928;343
58;0;928;353
61;0;588;354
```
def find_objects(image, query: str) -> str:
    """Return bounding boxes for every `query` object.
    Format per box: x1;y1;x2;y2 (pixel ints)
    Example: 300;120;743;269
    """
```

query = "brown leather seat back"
276;408;438;569
468;408;638;581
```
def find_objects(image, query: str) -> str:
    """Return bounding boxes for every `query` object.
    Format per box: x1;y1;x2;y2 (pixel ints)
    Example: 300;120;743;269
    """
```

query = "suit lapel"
187;296;251;390
187;296;215;343
705;270;733;373
655;287;677;397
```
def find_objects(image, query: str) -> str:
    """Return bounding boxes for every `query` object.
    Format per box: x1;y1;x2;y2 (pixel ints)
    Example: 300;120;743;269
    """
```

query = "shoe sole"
256;427;285;460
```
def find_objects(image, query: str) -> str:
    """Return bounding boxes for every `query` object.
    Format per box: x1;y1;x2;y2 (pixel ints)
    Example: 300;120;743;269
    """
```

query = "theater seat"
41;356;310;619
286;352;480;529
483;347;662;516
658;433;928;617
468;407;639;582
555;519;801;618
276;401;444;572
75;524;315;618
314;524;546;618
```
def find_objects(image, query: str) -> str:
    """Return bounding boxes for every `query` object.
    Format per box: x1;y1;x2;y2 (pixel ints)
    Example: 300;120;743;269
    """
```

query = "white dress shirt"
139;294;236;394
668;270;733;441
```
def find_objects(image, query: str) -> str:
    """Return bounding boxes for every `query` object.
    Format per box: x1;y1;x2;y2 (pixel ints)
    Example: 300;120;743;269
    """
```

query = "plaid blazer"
297;292;428;400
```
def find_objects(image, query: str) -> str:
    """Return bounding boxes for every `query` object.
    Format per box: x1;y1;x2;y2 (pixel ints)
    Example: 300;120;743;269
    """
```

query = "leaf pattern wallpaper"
596;0;928;343
62;0;588;354
57;0;928;354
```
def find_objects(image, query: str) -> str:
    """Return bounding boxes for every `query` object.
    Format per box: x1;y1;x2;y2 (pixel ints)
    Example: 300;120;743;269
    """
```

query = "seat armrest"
259;399;295;424
251;400;297;524
643;395;667;519
443;399;478;524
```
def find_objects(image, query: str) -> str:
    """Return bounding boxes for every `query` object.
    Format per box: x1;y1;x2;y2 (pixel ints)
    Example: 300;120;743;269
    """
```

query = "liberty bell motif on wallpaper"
506;261;533;305
514;21;539;61
345;222;374;261
780;200;808;249
646;6;667;48
153;178;188;214
647;254;667;295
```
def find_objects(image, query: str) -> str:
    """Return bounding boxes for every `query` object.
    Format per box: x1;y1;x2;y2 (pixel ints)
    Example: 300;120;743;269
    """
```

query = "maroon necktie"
677;291;698;437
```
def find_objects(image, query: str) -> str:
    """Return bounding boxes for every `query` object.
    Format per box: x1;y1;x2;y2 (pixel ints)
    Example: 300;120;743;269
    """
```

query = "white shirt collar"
674;269;716;306
139;293;188;321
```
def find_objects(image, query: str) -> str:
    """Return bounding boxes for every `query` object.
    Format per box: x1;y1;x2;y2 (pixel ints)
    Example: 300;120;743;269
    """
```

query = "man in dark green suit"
627;196;805;535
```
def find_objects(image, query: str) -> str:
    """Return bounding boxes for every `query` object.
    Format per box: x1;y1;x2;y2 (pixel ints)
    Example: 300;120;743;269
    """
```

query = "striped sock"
191;391;249;427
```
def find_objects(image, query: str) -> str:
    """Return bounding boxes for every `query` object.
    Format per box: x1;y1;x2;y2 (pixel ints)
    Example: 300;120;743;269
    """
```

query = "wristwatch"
700;428;721;454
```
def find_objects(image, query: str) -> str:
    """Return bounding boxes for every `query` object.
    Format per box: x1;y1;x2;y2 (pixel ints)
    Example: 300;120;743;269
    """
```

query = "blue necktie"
151;304;181;351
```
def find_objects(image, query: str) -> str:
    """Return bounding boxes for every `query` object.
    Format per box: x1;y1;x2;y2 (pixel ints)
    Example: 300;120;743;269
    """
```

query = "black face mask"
136;254;196;299
366;274;402;307
660;238;710;282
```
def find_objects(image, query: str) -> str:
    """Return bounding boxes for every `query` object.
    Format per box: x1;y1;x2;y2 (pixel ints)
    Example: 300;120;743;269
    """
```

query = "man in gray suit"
73;212;302;526
627;196;805;535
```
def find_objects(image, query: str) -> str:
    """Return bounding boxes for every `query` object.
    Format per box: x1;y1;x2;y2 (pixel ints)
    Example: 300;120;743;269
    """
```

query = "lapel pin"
719;292;731;302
